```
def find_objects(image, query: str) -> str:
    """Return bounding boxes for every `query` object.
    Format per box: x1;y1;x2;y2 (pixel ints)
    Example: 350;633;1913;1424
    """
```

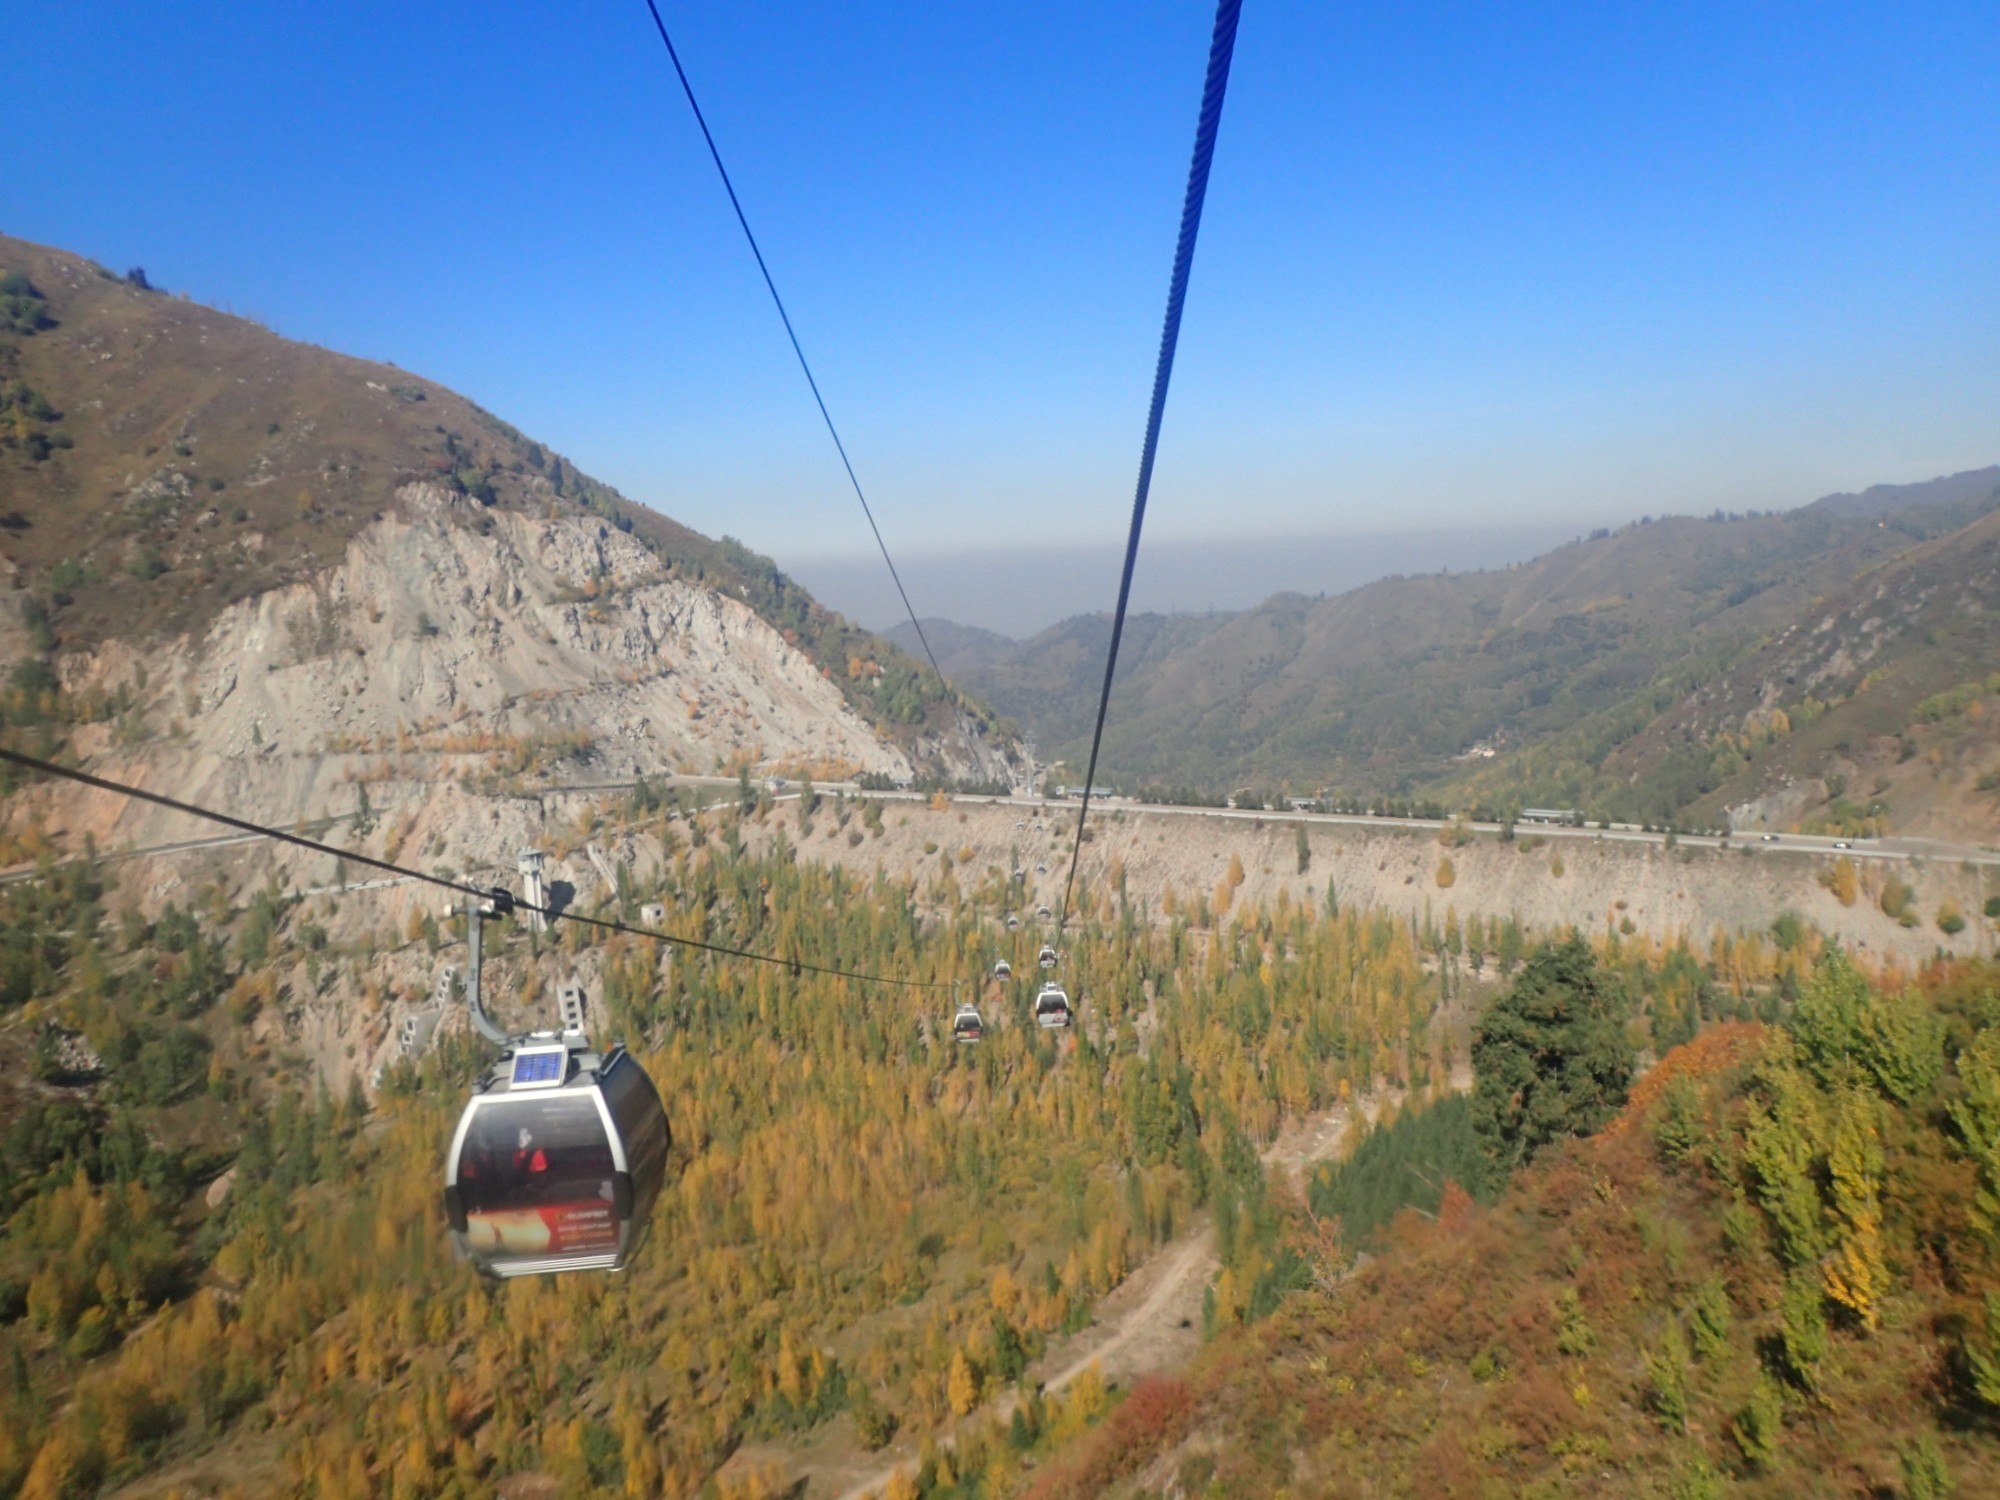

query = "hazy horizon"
787;519;1593;639
12;3;1999;570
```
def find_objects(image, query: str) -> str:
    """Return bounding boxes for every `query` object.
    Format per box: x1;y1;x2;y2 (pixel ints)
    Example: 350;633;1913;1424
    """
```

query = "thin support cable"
1058;0;1242;937
0;747;948;992
639;2;982;771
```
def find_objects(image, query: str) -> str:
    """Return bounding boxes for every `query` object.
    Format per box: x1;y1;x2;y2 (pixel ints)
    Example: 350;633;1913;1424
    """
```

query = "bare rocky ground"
764;795;1994;973
21;483;913;859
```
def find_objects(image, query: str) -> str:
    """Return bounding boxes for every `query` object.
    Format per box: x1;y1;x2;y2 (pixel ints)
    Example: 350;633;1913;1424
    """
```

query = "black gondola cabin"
443;1041;669;1277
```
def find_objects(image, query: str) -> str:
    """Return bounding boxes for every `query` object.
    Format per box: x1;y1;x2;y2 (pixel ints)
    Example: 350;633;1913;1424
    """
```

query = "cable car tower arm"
463;888;518;1047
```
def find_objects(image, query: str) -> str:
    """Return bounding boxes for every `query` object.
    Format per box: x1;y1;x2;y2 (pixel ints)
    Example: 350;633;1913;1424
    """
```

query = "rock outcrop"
41;484;913;848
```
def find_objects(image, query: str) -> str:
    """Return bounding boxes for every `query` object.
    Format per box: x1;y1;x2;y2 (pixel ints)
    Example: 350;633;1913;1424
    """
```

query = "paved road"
850;789;2000;868
7;771;1994;888
0;782;739;888
0;820;357;886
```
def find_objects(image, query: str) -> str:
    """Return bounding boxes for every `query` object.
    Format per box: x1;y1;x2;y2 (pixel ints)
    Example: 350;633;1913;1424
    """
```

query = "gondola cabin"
1034;982;1072;1029
443;1041;669;1278
1036;904;1051;921
1038;944;1058;969
952;1003;985;1044
1006;914;1021;931
993;959;1012;980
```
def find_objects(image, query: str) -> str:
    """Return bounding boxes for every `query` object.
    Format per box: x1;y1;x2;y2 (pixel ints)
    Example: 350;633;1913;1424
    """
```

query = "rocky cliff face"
38;483;911;849
0;231;1006;821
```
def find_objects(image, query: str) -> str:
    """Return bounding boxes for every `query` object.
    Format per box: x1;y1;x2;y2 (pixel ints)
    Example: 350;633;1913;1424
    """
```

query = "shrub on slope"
1055;955;2000;1497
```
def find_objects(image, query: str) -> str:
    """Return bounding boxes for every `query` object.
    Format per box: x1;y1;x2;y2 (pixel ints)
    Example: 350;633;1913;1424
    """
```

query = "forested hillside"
889;615;1233;753
0;769;1863;1498
1015;955;2000;1499
0;780;1435;1497
920;468;2000;837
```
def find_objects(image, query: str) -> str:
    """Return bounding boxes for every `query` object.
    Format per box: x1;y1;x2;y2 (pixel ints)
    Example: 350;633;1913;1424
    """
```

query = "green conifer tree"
1471;936;1632;1175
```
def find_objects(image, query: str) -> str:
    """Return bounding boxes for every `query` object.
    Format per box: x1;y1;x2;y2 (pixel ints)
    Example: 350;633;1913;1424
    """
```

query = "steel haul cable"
1058;0;1243;937
639;2;983;773
0;746;949;992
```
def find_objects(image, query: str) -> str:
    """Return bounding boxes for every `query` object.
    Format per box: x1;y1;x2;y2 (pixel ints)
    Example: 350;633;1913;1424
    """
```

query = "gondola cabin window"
456;1094;619;1259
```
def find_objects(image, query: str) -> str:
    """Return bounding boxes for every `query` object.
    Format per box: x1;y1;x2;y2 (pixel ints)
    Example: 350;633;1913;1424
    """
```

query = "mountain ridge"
0;231;1016;822
896;467;2000;836
1803;462;2000;520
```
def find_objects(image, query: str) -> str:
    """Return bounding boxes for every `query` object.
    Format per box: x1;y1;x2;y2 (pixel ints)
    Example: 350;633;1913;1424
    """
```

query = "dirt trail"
732;1075;1485;1499
826;1227;1217;1500
1038;1232;1213;1397
1259;1065;1474;1195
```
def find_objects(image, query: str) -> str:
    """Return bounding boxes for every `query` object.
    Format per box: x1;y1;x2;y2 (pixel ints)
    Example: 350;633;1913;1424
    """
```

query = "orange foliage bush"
1607;1022;1769;1137
1020;1376;1193;1500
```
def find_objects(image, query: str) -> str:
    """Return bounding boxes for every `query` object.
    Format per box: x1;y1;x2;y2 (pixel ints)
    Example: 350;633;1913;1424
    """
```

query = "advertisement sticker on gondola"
467;1201;620;1257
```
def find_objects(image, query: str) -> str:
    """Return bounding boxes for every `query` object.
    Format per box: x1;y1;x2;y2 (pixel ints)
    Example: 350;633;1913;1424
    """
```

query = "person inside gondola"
513;1126;549;1179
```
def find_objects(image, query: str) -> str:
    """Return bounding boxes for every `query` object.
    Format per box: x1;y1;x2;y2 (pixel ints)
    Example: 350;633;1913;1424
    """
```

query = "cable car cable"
0;746;949;991
638;2;981;768
1056;0;1243;938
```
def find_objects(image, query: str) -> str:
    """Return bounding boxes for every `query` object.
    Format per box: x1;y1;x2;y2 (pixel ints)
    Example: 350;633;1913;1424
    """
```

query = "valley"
8;0;2000;1489
894;466;2000;844
3;224;1998;1500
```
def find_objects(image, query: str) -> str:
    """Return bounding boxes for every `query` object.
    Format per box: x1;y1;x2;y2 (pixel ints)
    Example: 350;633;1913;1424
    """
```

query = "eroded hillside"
0;232;1009;781
24;484;915;857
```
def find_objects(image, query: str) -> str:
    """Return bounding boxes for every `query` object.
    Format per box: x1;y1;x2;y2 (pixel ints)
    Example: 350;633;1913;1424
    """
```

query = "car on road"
1761;833;1779;842
1833;840;1851;849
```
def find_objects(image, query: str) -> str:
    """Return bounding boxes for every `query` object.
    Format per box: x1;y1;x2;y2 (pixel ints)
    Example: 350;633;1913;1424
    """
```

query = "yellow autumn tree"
775;1329;807;1407
1823;1088;1888;1328
947;1347;980;1416
989;1266;1021;1319
1060;1362;1110;1435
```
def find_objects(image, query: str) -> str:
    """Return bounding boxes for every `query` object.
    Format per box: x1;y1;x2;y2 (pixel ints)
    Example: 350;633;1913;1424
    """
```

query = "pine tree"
1471;937;1632;1175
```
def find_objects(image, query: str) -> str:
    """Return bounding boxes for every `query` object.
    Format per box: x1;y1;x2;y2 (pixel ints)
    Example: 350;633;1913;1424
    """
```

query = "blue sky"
12;2;1999;614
